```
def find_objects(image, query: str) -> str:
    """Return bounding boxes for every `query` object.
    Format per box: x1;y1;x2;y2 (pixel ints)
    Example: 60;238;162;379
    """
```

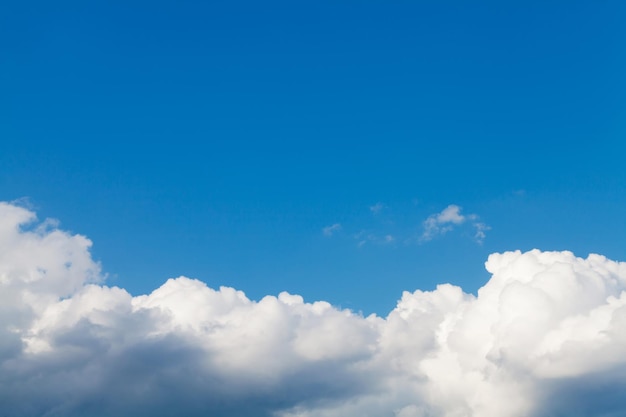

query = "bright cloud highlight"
1;202;626;417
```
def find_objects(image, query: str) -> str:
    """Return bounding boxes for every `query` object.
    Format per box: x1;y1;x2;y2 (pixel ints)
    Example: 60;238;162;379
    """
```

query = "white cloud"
421;204;488;243
436;204;465;224
2;202;626;417
322;223;342;237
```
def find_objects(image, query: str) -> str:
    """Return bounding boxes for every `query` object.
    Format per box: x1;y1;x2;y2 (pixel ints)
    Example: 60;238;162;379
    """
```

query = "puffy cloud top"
1;202;626;417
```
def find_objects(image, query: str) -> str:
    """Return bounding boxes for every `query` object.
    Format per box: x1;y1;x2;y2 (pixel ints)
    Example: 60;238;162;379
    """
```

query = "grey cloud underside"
535;366;626;417
1;202;626;417
2;300;374;417
2;340;364;417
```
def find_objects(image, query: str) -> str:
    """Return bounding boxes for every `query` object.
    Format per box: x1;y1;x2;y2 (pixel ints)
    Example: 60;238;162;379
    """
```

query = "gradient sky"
2;0;625;314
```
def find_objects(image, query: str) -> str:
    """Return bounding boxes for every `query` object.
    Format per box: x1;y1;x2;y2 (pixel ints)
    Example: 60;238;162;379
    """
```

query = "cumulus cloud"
2;201;626;417
421;204;488;243
322;223;342;237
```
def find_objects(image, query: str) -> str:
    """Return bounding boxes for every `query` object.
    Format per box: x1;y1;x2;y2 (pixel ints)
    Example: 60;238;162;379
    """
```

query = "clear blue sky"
2;0;625;314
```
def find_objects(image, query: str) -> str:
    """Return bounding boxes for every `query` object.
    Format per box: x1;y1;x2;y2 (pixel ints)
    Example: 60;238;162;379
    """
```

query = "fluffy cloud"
421;204;489;243
1;201;626;417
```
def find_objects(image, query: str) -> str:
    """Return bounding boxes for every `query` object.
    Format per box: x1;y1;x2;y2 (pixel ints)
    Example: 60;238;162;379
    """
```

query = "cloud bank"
1;201;626;417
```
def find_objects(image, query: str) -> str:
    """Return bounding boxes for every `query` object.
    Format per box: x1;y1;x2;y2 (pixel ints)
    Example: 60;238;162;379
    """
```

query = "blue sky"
2;0;625;315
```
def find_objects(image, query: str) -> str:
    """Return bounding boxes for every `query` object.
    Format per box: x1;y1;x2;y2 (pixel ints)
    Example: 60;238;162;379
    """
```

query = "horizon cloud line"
1;201;625;417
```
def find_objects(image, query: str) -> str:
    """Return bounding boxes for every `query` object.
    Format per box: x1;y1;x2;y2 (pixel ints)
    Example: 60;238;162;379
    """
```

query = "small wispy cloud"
355;231;395;247
324;203;488;246
322;223;342;237
421;204;465;241
473;221;490;244
369;202;385;214
421;204;488;243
